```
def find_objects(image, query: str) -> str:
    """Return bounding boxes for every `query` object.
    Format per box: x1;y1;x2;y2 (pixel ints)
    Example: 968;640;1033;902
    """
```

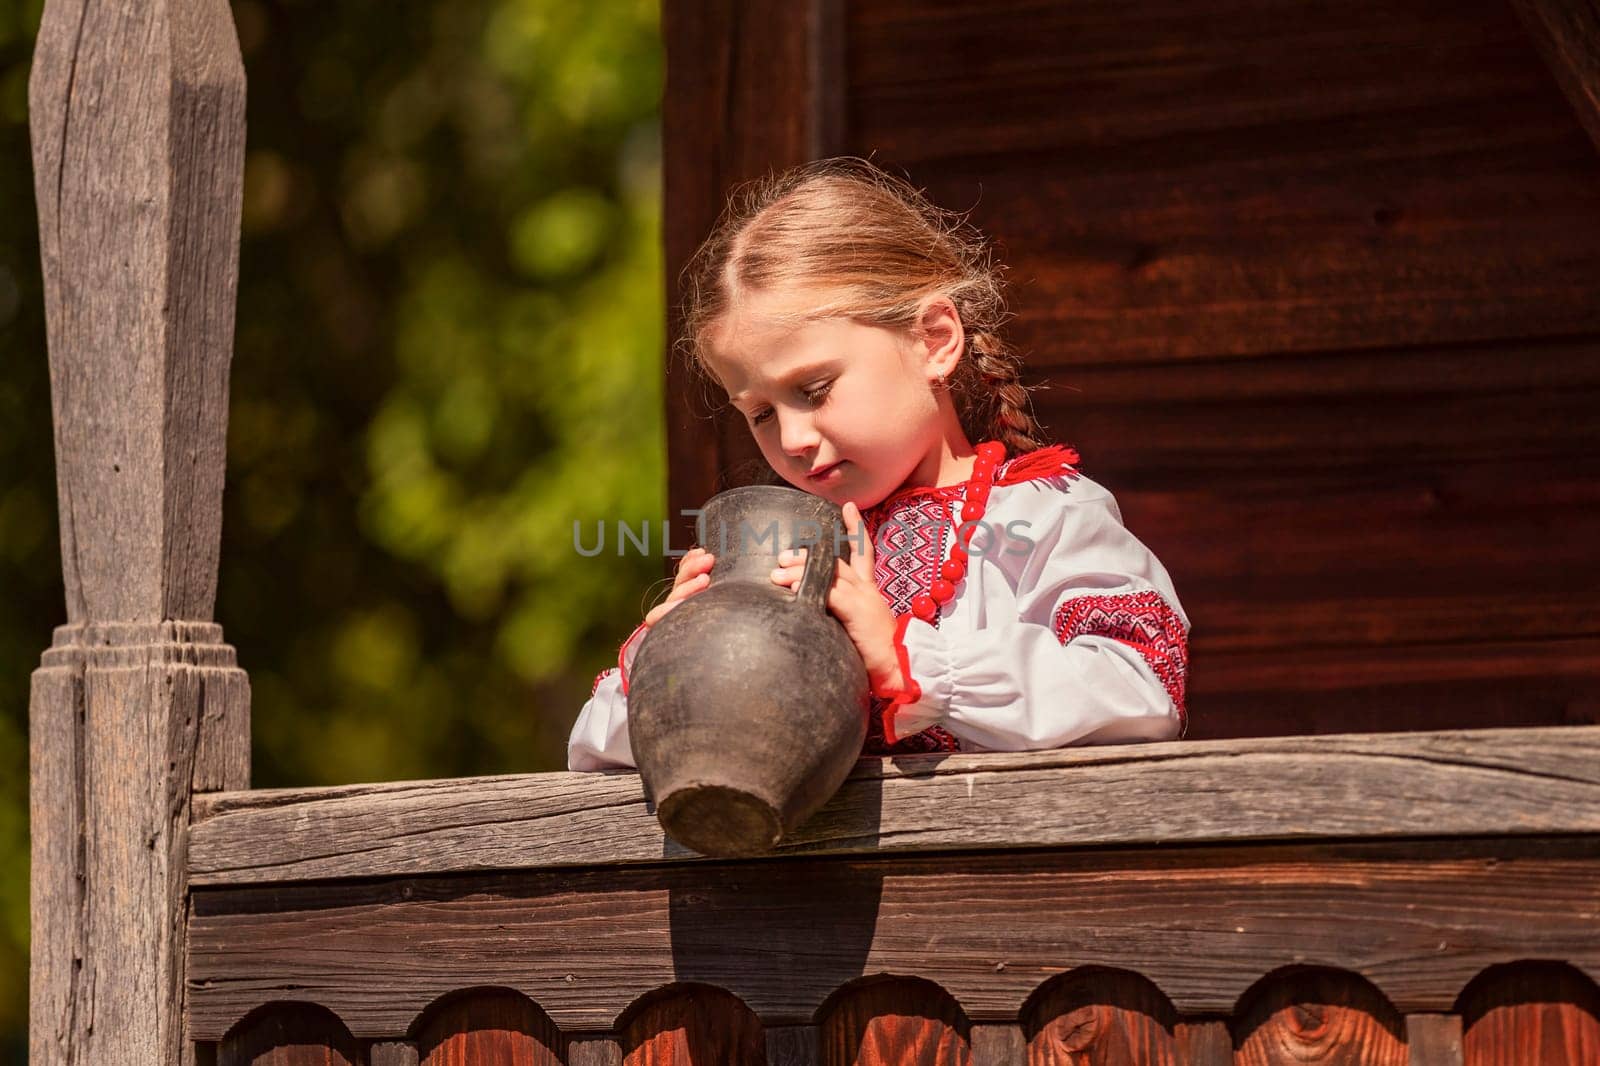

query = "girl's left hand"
772;501;905;693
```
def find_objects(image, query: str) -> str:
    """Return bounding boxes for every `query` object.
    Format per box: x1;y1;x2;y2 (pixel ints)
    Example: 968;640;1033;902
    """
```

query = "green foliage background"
0;0;668;1058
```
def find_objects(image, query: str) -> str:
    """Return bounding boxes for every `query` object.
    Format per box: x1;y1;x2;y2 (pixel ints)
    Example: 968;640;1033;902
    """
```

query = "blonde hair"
678;157;1046;456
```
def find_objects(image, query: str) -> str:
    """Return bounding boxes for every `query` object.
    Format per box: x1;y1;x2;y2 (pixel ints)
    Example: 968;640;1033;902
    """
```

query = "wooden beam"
1513;0;1600;154
189;724;1600;886
27;0;250;1064
184;835;1600;1039
661;0;845;550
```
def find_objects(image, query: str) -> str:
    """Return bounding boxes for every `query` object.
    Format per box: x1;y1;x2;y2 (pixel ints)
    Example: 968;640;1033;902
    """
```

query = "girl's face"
706;292;951;509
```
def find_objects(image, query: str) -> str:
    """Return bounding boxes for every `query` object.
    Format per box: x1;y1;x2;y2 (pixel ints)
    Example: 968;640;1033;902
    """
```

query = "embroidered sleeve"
1052;588;1190;737
893;478;1192;751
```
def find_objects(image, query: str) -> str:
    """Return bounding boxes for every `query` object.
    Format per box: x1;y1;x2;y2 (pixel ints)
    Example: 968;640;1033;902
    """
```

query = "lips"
806;461;844;480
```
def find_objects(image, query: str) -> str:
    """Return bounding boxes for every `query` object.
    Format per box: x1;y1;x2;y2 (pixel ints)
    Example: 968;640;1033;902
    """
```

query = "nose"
776;407;820;459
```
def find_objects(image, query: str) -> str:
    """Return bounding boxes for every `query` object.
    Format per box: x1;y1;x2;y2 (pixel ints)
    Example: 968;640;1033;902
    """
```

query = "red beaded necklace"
873;440;1007;713
908;439;1006;622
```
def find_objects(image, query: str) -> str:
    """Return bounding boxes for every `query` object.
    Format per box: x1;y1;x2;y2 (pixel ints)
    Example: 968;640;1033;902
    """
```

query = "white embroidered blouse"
566;449;1191;771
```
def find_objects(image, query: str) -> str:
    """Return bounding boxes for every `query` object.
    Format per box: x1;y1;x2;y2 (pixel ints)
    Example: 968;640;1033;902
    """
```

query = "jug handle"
795;520;842;611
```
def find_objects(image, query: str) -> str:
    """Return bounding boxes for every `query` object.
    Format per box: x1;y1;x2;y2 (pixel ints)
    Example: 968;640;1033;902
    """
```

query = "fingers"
645;548;715;625
841;501;873;578
674;546;714;582
772;545;807;590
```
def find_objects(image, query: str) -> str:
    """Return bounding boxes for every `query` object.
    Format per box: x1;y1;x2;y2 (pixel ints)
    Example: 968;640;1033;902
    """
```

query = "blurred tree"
0;0;667;1058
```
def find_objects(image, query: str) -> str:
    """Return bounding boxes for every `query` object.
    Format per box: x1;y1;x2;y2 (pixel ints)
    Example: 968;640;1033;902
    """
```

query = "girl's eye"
745;381;829;426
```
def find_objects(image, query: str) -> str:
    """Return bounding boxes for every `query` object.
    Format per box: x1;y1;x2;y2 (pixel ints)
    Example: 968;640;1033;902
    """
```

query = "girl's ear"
916;295;965;382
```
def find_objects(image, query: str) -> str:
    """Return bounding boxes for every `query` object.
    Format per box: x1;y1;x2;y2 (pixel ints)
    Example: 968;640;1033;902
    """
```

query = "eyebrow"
728;361;837;406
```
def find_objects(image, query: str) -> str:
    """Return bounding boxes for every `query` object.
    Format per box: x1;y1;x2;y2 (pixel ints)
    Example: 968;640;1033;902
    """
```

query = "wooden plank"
1405;1014;1463;1066
569;1038;624;1066
1513;0;1600;154
818;979;969;1065
619;987;766;1064
967;1024;1023;1066
1047;382;1600;488
368;1043;420;1066
217;1006;361;1066
662;0;844;548
1458;962;1600;1065
1025;969;1180;1063
1178;1020;1233;1066
846;0;1600;366
416;989;562;1065
1185;654;1600;742
185;836;1600;1039
1235;970;1407;1065
188;725;1600;884
28;667;84;1066
1188;636;1600;698
764;1026;819;1066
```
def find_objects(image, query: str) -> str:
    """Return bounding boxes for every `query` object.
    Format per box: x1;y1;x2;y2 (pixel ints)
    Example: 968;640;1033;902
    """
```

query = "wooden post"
27;1;250;1064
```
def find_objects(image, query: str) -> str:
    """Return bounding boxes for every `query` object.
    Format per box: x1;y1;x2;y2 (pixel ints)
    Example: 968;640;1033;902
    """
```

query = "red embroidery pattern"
1051;589;1189;735
865;491;957;618
855;446;1089;756
863;696;962;754
861;489;959;754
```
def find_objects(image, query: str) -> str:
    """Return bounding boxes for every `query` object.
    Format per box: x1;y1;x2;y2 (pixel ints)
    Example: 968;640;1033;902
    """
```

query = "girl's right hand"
643;547;715;626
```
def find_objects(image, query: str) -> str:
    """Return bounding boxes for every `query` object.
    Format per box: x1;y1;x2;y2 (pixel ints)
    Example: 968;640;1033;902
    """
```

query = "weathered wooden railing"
24;0;1600;1064
180;729;1600;1064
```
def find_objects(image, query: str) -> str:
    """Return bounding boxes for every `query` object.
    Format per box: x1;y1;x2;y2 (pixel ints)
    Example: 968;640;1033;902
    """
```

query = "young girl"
568;158;1189;770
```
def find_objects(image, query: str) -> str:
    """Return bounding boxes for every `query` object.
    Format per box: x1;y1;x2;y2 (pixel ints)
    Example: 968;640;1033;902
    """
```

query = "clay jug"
628;485;870;856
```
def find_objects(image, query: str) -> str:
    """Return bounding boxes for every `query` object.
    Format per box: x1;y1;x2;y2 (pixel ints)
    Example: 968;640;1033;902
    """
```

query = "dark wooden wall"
662;0;1600;741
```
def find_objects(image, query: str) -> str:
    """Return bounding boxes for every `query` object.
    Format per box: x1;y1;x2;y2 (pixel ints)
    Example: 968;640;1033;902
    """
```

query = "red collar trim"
869;444;1082;513
995;443;1082;486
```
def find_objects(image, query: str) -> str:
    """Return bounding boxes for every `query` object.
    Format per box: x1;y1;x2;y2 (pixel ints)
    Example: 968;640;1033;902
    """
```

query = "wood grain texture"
847;0;1600;366
27;0;248;1062
818;978;970;1066
568;1039;624;1066
765;1026;820;1066
185;837;1600;1039
32;625;251;1065
188;726;1600;885
1234;969;1407;1065
369;1042;420;1066
1176;1021;1233;1066
1405;1014;1464;1066
619;986;765;1065
1023;968;1179;1064
416;989;562;1065
1513;0;1600;153
28;666;84;1066
29;0;246;625
828;0;1600;744
966;1025;1022;1066
1458;962;1600;1066
218;1005;361;1066
661;0;842;552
